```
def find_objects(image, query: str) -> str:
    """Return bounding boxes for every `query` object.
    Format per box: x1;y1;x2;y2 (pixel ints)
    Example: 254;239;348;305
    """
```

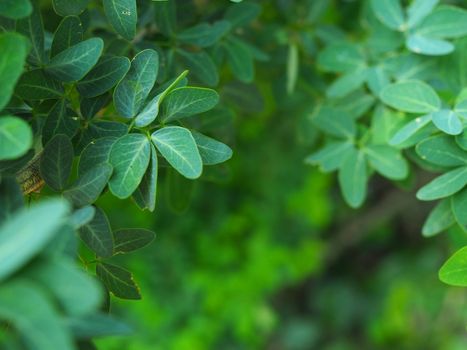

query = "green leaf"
40;134;74;191
338;149;367;208
177;20;231;47
0;0;32;19
0;280;74;349
305;141;353;172
0;177;23;224
42;99;79;145
317;42;365;73
370;0;405;31
407;0;439;28
64;163;113;207
311;106;356;139
70;206;95;229
431;109;463;135
114;49;159;118
78;137;118;176
79;206;114;257
422;199;455;237
26;257;102;316
286;43;299;94
177;49;219;86
16;3;45;65
134;70;188;127
0;116;32;161
77;55;130;98
52;0;89;16
103;0;137;41
417;5;467;39
96;262;141;299
366;66;390;96
113;228;155;254
80;94;110;120
162;87;219;122
50;16;83;58
406;34;454;56
451;188;467;231
191;131;233;165
454;98;467;119
0;32;29;110
133;144;158;212
0;198;70;281
380;80;441;114
389;114;432;145
46;38;104;82
439;246;467;286
67;313;132;339
151;126;202;179
416;134;467;167
108;133;151;199
364;145;408;180
15;69;64;100
225;2;261;28
416;166;467;200
224;36;254;83
456;132;467;151
326;68;367;98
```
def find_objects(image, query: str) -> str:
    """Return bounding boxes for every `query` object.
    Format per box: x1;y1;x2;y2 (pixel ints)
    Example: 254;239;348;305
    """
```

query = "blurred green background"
88;1;467;349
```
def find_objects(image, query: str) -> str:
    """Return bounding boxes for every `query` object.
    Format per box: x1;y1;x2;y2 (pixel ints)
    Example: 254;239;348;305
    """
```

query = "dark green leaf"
225;2;260;28
177;49;219;86
0;177;23;224
52;0;89;16
96;262;141;299
451;188;467;231
50;16;83;58
77;55;130;98
114;49;159;118
162;87;219;122
103;0;137;41
311;105;356;139
79;206;114;257
224;36;254;83
40;134;73;191
191;131;233;165
16;3;45;65
80;94;110;120
46;38;104;82
177;20;231;47
15;69;64;100
317;42;365;73
108;133;151;199
70;206;95;229
113;228;155;254
133;144;158;211
78;137;118;176
42;99;79;144
67;313;132;339
0;0;32;19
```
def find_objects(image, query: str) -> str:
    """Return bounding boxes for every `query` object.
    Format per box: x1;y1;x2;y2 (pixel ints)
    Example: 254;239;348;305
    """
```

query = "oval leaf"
103;0;137;41
0;116;32;161
416;166;467;201
79;206;114;257
113;228;155;254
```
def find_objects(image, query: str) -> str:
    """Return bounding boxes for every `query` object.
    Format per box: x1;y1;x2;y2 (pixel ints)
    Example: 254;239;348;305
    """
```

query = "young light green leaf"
0;198;70;281
191;131;233;165
451;188;467;231
0;32;30;110
133;144;158;212
0;116;32;161
380;80;441;114
40;134;74;191
439;246;467;286
0;0;32;19
406;34;454;56
151;126;202;179
79;206;114;257
108;133;151;199
416;134;467;167
103;0;137;41
364;145;408;180
422;199;455;237
338;149;367;208
15;69;64;100
389;114;432;145
370;0;405;31
64;163;113;207
305;141;353;172
113;228;155;254
78;137;118;176
162;87;219;122
311;105;356;139
431;109;463;135
96;262;141;299
286;43;299;94
50;16;83;57
417;5;467;39
46;38;104;82
77;55;130;98
0;280;74;349
52;0;89;16
114;49;159;118
416;166;467;200
407;0;439;28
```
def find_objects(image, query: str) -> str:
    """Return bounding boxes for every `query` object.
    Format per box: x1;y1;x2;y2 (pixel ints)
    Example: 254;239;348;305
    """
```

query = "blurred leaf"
422;199;455;236
225;2;260;28
52;0;89;16
439;246;467;286
0;177;23;224
371;0;405;31
416;134;467;167
416;166;467;200
389;114;432;145
452;188;467;231
311;106;356;139
305;141;353;172
70;206;95;229
178;20;231;47
177;50;219;86
67;313;132;339
364;145;408;180
406;34;454;55
224;36;254;83
431;109;463;135
191;130;232;165
338;149;367;208
407;0;439;28
0;0;31;19
417;6;467;38
0;116;32;161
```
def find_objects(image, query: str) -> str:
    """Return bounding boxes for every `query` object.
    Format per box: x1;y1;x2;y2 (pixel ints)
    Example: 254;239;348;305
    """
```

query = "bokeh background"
85;0;467;349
